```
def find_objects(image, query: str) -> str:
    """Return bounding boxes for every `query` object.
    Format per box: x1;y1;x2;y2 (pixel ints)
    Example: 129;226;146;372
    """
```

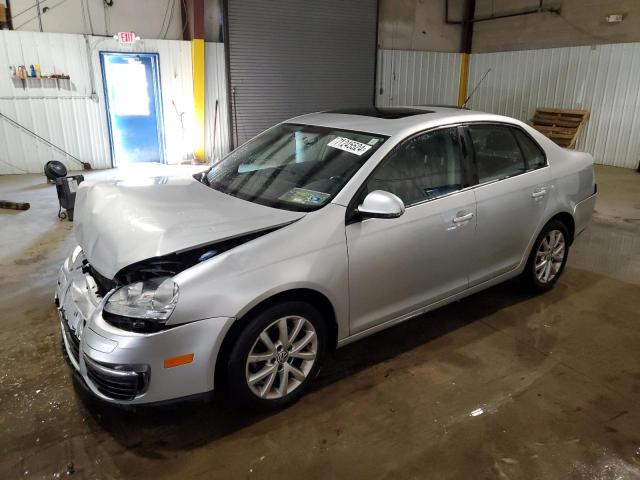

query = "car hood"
74;176;305;279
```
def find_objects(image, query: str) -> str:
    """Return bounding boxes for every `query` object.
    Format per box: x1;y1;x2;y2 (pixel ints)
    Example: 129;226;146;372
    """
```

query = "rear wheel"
226;301;326;411
522;219;570;291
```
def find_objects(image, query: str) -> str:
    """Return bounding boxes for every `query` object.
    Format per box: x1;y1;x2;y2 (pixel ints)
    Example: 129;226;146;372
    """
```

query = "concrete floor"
0;165;639;479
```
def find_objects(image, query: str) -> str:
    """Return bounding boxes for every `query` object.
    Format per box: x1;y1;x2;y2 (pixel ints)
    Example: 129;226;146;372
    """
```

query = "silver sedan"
55;106;596;409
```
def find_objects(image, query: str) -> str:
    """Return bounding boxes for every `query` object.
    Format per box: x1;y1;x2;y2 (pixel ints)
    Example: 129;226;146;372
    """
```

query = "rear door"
346;126;477;334
464;123;551;286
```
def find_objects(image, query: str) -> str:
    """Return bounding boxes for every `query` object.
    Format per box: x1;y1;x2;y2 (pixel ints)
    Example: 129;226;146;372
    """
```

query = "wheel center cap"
275;350;289;364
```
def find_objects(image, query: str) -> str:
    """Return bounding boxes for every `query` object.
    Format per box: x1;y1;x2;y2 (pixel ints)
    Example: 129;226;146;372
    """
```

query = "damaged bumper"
55;247;234;405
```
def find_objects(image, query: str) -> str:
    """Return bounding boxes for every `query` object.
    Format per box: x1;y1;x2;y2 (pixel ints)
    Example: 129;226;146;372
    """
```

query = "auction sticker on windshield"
280;188;331;206
327;137;372;156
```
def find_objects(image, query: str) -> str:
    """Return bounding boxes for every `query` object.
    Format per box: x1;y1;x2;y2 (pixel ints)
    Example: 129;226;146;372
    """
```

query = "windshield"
205;123;387;211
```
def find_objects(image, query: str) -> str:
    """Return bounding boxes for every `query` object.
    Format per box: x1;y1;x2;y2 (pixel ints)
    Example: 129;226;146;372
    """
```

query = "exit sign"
115;32;138;45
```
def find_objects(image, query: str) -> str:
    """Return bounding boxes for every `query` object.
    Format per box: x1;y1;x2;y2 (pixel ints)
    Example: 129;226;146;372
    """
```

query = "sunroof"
327;107;433;119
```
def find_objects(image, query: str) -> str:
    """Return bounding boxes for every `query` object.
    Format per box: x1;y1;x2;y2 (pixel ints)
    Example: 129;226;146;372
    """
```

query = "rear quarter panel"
524;127;595;233
547;147;595;236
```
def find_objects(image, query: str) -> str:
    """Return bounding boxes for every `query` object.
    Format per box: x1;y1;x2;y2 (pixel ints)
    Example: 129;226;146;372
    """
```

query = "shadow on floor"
75;276;582;458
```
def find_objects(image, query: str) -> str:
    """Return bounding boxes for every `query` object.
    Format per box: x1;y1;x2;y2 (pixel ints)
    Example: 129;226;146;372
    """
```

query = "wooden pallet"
530;108;589;149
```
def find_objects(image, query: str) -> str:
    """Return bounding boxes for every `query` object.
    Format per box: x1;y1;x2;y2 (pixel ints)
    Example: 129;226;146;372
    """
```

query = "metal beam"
445;0;559;25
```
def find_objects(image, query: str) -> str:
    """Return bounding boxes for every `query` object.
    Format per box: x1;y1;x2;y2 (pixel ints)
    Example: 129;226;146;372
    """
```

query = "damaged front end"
55;243;237;404
73;226;284;334
114;227;281;285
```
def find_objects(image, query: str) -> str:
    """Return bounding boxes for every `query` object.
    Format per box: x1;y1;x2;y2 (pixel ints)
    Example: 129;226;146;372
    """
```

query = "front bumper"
55;247;234;405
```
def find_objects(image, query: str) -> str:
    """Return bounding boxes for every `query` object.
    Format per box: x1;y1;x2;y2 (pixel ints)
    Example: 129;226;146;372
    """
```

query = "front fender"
168;204;350;340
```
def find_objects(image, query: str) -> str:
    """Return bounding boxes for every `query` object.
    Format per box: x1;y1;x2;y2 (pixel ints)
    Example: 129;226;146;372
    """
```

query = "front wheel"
226;301;326;411
522;220;570;292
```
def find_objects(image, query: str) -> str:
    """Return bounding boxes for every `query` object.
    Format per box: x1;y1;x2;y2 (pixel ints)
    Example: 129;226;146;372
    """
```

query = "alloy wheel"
245;316;318;399
535;229;566;284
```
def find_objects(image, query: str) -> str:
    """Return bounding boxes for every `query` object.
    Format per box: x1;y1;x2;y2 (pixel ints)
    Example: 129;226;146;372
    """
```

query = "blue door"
100;52;165;166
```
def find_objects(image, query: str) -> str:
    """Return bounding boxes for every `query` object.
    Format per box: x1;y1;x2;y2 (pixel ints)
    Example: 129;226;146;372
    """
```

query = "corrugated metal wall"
377;44;640;169
376;49;461;107
204;42;230;162
0;30;195;174
0;31;106;174
467;43;640;169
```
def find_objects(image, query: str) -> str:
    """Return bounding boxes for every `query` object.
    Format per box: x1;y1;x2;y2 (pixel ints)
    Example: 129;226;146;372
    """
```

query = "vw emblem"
275;350;289;364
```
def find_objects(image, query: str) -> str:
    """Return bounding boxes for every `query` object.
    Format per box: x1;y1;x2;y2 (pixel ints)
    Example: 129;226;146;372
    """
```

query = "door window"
512;128;546;170
366;128;464;206
468;125;526;183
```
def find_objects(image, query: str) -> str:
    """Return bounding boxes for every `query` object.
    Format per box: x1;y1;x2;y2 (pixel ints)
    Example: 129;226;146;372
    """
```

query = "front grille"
62;319;80;364
84;356;149;401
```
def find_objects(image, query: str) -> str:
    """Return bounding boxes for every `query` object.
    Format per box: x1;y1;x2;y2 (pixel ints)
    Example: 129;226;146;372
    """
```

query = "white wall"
204;42;230;162
468;43;640;169
0;30;195;174
376;44;640;169
9;0;183;40
376;49;461;107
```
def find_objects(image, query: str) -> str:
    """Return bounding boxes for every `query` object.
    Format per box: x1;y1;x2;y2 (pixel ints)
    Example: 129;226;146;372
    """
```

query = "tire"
522;219;570;292
226;301;327;411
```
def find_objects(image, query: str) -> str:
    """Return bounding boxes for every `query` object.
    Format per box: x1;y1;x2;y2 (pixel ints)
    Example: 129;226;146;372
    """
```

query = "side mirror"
357;190;405;219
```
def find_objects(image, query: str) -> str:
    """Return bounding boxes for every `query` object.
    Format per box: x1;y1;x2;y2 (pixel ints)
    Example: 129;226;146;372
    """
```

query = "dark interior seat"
369;134;461;205
476;130;525;181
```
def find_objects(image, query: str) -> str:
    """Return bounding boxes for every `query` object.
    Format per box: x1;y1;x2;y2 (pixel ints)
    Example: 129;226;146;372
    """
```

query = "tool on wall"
232;87;239;147
172;99;194;163
0;111;92;170
212;98;219;161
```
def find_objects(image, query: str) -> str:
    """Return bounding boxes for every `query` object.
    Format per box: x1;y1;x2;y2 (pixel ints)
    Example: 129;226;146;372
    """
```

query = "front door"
100;52;165;166
346;127;476;335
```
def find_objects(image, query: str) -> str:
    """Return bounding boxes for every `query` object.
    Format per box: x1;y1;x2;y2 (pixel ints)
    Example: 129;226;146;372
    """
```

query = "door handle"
532;188;547;198
453;212;474;223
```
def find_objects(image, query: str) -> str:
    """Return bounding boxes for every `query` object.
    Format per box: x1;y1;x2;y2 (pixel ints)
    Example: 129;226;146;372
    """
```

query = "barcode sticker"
68;179;78;193
327;137;372;156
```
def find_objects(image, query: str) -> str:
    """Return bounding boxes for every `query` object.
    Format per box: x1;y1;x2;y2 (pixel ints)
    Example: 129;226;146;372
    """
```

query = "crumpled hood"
74;176;305;279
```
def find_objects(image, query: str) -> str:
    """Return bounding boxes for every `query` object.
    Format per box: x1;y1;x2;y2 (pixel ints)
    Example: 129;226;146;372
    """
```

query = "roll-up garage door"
225;0;378;146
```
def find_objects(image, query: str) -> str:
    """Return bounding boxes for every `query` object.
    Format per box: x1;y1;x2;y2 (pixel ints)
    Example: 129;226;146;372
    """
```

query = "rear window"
468;125;526;183
512;128;546;170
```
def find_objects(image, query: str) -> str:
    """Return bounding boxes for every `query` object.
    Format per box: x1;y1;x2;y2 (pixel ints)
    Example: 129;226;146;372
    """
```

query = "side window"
512;128;546;170
366;128;464;206
468;125;526;183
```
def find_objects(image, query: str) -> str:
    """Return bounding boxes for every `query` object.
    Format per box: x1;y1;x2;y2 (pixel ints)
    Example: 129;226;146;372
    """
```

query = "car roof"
288;106;522;137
